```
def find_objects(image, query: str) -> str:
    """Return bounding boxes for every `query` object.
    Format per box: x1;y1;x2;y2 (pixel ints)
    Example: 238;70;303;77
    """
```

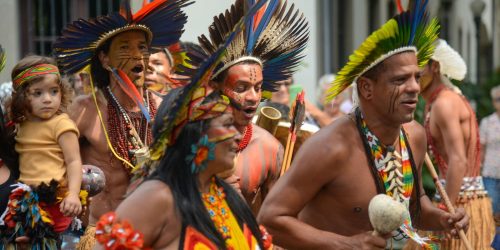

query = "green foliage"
459;70;500;121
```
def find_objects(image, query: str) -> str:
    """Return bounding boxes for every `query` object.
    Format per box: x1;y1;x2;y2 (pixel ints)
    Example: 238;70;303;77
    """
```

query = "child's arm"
58;130;83;217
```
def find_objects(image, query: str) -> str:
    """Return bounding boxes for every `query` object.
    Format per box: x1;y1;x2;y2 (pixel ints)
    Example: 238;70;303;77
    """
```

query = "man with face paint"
415;39;495;249
53;1;190;248
188;0;308;214
259;3;469;249
145;48;173;94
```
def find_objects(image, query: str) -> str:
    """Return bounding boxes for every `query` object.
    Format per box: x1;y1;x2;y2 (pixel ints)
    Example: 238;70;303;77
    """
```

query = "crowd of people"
0;0;498;249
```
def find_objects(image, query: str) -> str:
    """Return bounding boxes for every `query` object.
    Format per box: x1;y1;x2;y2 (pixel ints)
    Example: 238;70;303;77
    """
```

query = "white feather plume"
431;39;467;81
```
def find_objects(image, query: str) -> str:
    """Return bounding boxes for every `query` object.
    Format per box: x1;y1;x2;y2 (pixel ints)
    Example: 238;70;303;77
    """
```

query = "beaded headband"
13;64;60;89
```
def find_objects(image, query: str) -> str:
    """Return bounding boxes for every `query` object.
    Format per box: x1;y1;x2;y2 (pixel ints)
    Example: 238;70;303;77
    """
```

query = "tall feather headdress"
149;0;269;161
53;0;191;75
0;45;5;73
327;0;440;101
182;0;309;99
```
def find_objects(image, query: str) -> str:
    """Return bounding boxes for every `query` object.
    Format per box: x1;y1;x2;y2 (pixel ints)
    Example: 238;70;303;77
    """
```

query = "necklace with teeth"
380;145;406;202
356;111;415;206
356;109;433;246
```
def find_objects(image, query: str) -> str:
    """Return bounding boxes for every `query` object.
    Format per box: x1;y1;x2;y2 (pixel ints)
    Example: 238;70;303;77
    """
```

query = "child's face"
26;74;61;121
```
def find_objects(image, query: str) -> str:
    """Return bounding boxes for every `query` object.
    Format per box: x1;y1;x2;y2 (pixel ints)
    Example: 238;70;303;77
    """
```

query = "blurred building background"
0;0;498;102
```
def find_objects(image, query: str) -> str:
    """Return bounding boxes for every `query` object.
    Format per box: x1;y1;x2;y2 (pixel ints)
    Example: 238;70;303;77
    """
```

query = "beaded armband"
95;212;149;250
259;225;273;249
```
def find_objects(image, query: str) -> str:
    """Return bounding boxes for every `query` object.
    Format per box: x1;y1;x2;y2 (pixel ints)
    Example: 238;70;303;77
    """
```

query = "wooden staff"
424;153;473;250
280;91;306;177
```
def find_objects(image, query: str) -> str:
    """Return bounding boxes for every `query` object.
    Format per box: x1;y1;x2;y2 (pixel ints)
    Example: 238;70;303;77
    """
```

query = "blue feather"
249;0;279;52
409;0;426;44
246;0;257;53
157;0;269;146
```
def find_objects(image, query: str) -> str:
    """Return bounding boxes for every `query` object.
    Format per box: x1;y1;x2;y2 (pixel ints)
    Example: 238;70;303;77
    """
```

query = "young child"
0;55;83;248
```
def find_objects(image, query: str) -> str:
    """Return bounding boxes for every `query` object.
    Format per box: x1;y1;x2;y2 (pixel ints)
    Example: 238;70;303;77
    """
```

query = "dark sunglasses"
494;97;500;102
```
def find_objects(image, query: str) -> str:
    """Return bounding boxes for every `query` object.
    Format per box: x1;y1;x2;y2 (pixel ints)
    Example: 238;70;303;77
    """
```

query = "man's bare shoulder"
432;90;464;112
69;94;99;118
296;115;358;164
403;120;426;152
252;125;281;149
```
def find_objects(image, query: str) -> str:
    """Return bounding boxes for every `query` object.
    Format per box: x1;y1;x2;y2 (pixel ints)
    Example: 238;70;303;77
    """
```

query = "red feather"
252;1;267;32
396;0;404;13
134;0;167;22
116;69;144;105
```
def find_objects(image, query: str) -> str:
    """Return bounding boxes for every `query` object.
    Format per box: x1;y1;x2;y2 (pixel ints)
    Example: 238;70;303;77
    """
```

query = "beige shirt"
480;113;500;179
16;113;79;185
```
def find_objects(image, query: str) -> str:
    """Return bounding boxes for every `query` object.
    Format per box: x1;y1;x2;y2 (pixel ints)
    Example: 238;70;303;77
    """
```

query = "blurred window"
19;0;120;56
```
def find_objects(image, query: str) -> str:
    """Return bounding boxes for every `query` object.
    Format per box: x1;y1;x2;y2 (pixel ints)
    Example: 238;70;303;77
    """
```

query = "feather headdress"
327;0;440;101
53;0;191;74
0;45;5;73
431;39;466;81
183;0;309;99
149;0;269;160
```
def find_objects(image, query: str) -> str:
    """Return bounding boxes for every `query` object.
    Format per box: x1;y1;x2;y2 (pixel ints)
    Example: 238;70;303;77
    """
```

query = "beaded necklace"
355;108;434;247
201;178;231;240
237;124;253;152
358;112;413;203
106;86;155;169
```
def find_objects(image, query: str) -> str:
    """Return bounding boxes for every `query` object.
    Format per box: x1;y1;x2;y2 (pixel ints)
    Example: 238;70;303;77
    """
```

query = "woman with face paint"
93;87;272;249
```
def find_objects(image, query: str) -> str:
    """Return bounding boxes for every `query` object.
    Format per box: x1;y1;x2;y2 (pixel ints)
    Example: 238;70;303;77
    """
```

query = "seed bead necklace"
237;124;252;152
106;86;155;169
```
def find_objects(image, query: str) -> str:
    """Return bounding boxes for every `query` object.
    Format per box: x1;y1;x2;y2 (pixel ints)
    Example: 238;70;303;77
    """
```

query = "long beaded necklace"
355;108;434;247
237;124;253;152
106;86;155;169
201;178;231;241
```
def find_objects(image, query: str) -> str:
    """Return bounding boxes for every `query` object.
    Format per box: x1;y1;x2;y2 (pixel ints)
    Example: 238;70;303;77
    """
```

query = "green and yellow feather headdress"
327;0;439;101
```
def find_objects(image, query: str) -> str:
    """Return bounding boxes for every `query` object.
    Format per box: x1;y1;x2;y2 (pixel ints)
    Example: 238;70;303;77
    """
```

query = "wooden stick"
424;153;473;250
280;133;292;177
284;138;296;173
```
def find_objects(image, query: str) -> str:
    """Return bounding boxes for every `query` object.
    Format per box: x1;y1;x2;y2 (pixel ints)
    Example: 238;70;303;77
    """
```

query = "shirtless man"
69;29;160;228
53;1;189;248
211;62;283;214
193;0;308;214
258;2;469;249
418;39;495;249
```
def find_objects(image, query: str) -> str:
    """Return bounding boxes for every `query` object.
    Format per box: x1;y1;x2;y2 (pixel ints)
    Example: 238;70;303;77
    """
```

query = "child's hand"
60;193;82;217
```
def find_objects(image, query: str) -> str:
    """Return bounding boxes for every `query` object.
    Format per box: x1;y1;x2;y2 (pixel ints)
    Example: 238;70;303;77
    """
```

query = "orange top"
16;113;79;185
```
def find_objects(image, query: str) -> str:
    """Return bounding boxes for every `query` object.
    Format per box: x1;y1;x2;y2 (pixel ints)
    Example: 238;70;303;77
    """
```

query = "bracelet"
95;212;147;250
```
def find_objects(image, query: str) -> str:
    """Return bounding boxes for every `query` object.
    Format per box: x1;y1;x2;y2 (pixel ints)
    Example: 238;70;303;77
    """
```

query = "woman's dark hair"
150;88;264;249
0;105;19;179
10;55;72;123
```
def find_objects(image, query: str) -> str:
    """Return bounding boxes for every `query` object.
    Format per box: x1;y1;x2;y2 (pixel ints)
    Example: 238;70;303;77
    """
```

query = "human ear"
357;76;374;100
431;61;441;74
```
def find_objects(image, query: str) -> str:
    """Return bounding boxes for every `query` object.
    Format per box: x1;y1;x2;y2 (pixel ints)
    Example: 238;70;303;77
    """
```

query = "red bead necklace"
237;124;253;152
